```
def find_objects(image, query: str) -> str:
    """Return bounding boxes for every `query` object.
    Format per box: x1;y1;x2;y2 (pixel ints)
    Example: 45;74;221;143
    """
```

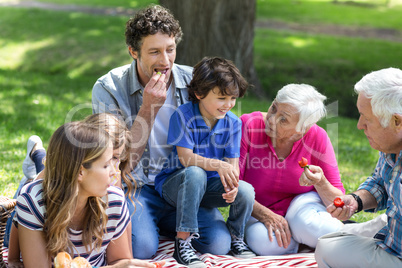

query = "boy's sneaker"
230;237;256;258
173;233;206;268
22;135;43;179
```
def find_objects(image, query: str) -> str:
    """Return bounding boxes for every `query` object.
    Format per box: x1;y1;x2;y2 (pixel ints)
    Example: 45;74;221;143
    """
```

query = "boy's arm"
226;158;239;179
221;158;240;203
176;146;239;190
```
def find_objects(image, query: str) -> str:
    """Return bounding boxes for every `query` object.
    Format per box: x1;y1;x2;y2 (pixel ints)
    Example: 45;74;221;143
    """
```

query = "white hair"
276;84;327;133
354;68;402;128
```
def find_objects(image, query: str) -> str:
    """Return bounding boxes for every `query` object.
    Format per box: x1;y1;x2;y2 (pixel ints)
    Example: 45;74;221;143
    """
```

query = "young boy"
155;57;256;267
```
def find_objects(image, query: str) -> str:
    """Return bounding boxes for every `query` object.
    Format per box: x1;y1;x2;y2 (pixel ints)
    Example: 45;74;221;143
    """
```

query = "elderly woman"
240;84;345;255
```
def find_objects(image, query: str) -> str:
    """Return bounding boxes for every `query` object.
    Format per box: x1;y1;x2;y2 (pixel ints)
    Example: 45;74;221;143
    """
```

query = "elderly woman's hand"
299;164;324;186
261;211;292;249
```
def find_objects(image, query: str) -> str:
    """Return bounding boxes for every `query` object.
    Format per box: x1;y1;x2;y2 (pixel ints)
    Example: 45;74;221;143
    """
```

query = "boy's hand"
217;161;239;190
222;187;238;203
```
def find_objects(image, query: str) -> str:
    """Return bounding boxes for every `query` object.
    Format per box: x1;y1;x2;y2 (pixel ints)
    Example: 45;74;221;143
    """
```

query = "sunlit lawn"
1;0;398;222
257;0;402;30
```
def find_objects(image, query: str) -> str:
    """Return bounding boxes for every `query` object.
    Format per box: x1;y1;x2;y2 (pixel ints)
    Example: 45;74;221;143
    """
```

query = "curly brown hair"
188;57;249;103
125;5;183;54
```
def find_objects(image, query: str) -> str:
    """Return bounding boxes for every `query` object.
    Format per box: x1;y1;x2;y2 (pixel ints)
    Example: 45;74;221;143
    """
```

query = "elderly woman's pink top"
239;112;345;216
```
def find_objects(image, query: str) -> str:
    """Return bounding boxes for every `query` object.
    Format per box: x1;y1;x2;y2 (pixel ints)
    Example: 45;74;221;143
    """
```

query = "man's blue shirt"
358;151;402;258
92;60;192;185
155;102;241;195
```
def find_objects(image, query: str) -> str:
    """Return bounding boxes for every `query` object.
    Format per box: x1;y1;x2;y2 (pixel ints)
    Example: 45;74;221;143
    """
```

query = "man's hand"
141;72;167;115
326;195;356;221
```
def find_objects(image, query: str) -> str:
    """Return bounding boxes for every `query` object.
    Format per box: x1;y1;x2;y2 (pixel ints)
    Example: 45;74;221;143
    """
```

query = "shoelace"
179;233;200;262
232;238;249;251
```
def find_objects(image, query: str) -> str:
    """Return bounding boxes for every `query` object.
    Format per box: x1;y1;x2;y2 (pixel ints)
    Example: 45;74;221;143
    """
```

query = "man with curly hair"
92;5;231;265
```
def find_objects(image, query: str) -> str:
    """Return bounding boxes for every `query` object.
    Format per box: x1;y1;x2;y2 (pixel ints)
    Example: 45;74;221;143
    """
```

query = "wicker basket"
0;197;17;268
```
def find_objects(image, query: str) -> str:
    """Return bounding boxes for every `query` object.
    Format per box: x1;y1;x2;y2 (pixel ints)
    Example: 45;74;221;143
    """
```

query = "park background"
1;0;402;222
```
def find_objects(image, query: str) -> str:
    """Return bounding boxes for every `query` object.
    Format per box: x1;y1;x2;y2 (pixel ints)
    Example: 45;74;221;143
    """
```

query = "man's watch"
349;193;363;213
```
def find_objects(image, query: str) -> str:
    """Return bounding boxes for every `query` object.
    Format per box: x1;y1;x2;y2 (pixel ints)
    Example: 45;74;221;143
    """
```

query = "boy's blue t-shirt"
154;102;242;195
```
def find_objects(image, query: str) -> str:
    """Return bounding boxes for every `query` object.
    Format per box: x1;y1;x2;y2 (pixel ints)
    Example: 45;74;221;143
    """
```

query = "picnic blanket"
151;238;317;267
3;238;318;267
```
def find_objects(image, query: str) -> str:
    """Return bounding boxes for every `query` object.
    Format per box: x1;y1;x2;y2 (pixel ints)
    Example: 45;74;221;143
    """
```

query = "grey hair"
276;84;327;133
354;67;402;128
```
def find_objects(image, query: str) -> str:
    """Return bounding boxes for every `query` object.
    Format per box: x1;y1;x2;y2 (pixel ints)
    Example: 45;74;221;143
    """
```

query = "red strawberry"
154;263;162;268
298;157;309;169
334;197;345;208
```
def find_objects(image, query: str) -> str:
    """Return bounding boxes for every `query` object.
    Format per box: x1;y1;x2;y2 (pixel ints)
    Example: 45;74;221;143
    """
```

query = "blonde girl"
15;120;160;267
82;113;136;195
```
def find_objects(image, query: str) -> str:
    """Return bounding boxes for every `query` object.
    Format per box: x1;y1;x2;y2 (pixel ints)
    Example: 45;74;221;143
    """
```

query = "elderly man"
315;67;402;267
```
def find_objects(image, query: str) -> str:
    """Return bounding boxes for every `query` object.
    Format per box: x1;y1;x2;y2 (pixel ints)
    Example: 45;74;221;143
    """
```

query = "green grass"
257;0;402;30
254;28;402;118
255;0;402;118
1;1;397;222
12;1;402;118
34;0;157;8
0;8;130;75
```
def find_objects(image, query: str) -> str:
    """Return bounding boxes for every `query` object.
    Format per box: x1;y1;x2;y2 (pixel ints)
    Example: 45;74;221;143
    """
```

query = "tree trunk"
159;0;265;98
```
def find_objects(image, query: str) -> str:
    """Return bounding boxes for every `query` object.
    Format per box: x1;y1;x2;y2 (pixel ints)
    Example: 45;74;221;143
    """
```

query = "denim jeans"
3;175;30;248
5;151;46;248
126;182;232;259
161;166;255;239
4;211;15;248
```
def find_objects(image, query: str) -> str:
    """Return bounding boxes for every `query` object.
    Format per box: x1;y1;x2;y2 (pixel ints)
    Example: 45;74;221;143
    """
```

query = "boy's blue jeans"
126;180;232;259
161;166;255;239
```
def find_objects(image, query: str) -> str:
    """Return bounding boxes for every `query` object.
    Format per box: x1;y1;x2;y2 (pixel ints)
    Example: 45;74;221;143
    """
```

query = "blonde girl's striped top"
16;179;130;267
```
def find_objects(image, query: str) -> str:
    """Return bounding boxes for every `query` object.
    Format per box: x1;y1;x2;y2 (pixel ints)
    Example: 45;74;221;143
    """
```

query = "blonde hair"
83;113;137;204
43;121;110;257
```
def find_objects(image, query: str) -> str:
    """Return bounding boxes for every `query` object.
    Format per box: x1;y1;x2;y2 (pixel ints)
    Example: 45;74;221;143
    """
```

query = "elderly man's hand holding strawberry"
326;195;359;221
